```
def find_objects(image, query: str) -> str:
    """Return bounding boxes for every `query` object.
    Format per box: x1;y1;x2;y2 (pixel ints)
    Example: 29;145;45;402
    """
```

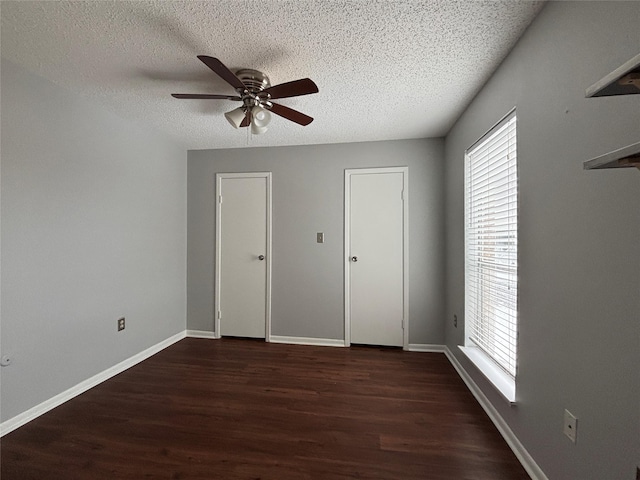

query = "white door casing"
215;172;272;339
344;167;409;348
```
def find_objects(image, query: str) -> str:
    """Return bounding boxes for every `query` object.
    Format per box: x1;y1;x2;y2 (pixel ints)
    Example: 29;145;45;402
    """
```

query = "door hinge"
401;190;405;201
402;318;405;330
218;195;223;204
217;310;221;320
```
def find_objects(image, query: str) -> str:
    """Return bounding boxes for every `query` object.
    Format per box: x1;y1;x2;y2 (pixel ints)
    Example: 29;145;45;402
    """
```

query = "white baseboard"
269;335;346;347
406;343;445;352
444;347;548;480
0;331;186;437
186;329;218;339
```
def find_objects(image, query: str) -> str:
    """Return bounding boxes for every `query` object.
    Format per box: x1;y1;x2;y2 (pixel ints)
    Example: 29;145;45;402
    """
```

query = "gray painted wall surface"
0;60;187;422
444;2;639;479
188;139;445;344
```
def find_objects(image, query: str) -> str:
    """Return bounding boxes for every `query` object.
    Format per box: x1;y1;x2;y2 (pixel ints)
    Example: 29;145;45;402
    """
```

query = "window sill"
459;346;516;404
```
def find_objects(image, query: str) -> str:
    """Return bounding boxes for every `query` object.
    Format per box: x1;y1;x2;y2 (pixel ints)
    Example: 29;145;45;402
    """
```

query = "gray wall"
0;59;187;422
188;139;445;344
444;2;639;479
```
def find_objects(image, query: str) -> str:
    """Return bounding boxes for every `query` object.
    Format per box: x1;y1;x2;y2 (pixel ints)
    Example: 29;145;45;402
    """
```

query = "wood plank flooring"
1;338;529;479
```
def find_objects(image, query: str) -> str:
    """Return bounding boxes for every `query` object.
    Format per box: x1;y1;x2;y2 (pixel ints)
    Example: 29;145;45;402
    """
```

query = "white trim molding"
406;344;445;352
186;330;218;339
459;345;515;403
0;331;186;437
444;347;549;480
269;335;346;348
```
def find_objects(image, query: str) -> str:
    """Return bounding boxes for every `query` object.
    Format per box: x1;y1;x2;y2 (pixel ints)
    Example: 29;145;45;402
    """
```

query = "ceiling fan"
171;56;319;134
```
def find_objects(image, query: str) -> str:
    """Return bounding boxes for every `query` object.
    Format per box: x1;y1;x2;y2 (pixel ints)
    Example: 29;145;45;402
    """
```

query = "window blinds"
465;112;518;378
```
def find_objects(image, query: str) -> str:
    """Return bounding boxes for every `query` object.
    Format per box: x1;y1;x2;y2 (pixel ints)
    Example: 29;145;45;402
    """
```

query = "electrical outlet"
563;409;578;443
454;314;458;328
117;317;125;331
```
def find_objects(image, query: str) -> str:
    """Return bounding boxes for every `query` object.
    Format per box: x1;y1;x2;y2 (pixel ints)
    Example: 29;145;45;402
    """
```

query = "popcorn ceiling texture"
1;0;545;150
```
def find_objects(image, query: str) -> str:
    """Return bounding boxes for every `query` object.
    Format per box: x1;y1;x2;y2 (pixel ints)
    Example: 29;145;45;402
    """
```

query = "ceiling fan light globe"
224;107;246;129
252;106;272;128
251;123;268;135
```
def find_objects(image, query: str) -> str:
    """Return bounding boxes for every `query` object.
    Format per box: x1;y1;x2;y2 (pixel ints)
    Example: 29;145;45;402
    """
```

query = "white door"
215;173;271;339
345;167;408;348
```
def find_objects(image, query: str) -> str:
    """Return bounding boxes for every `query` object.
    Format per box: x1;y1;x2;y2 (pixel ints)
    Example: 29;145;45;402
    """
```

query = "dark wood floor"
1;338;529;479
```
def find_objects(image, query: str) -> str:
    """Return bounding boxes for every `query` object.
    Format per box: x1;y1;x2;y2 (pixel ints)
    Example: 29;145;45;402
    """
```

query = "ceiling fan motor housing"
236;69;271;93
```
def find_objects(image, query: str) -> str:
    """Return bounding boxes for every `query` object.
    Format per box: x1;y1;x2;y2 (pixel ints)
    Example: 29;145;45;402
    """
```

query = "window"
462;110;518;401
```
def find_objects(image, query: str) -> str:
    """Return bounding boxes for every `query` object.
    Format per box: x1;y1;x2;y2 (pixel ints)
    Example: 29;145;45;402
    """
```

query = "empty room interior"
1;1;638;479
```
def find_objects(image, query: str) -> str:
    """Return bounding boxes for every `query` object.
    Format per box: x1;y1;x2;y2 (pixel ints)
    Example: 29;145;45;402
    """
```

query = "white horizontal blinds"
465;112;518;378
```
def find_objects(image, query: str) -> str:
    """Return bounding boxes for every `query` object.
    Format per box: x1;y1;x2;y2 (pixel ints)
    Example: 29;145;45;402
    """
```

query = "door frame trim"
344;166;409;349
215;172;272;341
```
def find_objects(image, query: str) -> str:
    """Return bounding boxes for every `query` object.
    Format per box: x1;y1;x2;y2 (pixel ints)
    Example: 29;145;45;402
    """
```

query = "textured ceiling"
1;0;545;150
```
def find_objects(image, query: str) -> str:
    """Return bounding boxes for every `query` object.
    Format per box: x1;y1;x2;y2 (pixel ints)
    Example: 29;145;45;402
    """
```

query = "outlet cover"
563;409;577;443
117;317;125;331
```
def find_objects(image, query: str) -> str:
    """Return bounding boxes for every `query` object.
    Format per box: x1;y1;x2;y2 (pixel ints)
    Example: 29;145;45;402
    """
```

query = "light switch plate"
317;232;324;243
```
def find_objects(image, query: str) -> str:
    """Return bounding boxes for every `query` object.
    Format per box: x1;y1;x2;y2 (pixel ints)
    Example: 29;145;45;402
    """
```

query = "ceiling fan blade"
172;93;242;100
262;78;318;99
240;110;251;128
197;56;246;91
268;102;314;126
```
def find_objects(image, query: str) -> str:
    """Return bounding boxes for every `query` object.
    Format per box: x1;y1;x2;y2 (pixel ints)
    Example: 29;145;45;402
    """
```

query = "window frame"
460;109;518;404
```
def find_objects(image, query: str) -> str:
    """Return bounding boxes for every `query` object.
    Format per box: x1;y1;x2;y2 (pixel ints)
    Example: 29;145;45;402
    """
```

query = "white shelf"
584;54;640;171
583;141;640;170
585;53;640;97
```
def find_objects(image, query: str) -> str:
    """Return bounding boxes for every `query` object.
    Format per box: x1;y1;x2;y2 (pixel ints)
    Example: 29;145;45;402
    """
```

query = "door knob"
258;255;265;261
351;256;358;262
